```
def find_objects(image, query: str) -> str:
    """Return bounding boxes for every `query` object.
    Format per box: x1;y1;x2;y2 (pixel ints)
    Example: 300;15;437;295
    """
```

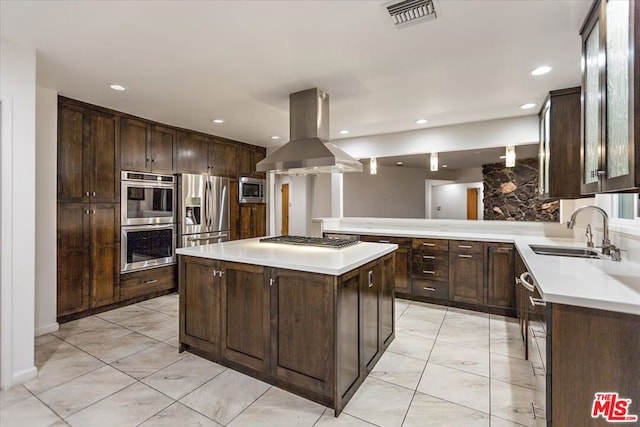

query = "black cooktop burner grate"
259;235;360;249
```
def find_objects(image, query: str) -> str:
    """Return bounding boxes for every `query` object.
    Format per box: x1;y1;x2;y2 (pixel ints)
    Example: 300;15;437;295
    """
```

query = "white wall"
430;182;484;220
313;173;331;218
274;175;312;236
0;39;37;389
343;165;428;218
455;167;483;183
35;87;58;336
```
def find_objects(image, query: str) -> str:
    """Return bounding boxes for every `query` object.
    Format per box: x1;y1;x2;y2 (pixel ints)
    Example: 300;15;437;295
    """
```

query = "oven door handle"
187;232;228;242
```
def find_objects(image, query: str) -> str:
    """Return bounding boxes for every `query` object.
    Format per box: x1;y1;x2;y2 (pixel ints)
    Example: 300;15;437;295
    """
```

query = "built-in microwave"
121;171;176;225
239;177;265;204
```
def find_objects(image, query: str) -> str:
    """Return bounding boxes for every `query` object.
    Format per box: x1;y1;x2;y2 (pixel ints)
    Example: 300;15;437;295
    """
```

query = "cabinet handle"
458;245;473;249
422;270;435;274
379;240;391;243
422;242;435;246
596;170;606;177
458;254;472;258
422;255;435;259
519;272;536;292
92;191;96;197
144;279;158;284
529;296;546;307
422;286;436;292
213;270;219;277
84;209;90;215
151;159;156;163
91;209;96;214
269;278;275;287
85;191;90;197
368;270;374;288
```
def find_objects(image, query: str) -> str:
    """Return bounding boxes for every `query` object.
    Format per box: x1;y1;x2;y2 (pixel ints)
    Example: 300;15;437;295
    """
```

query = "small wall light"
370;157;377;175
430;152;438;172
505;145;516;167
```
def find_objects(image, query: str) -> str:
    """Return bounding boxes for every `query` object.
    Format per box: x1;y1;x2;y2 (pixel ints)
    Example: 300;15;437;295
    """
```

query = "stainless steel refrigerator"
177;174;230;247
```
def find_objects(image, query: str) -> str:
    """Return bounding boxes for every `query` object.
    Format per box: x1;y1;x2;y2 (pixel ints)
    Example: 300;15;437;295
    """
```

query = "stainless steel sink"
529;244;602;259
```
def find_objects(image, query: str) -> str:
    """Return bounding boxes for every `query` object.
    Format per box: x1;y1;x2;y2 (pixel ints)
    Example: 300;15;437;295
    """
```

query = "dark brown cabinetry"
120;265;176;301
209;138;238;177
411;238;449;300
57;203;120;317
485;243;515;310
180;256;221;357
178;252;394;415
580;0;640;193
449;240;485;305
538;87;582;199
120;118;175;173
238;144;267;178
176;131;210;174
240;204;266;239
360;236;411;294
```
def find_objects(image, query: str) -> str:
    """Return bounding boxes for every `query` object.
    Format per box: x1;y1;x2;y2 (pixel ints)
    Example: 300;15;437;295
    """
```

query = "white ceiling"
1;0;591;150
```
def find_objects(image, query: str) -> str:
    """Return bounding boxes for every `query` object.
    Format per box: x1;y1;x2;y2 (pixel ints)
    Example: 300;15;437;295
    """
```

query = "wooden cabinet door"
221;262;269;371
486;243;515;310
180;257;221;356
237;145;253;177
150;125;175;173
120;117;150;172
57;103;86;202
239;205;253;239
271;269;334;397
253;204;266;237
89;110;119;202
394;247;411;293
253;147;266;178
176;131;209;174
336;269;361;402
88;204;120;308
57;203;90;317
449;252;484;304
362;262;380;371
379;254;395;349
209;139;237;177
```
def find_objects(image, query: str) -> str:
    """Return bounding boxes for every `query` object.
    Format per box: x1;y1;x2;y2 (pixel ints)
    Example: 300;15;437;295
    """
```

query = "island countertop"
176;237;398;276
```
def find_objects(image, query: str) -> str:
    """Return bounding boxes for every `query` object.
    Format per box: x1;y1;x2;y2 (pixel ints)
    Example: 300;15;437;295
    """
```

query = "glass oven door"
121;181;176;225
121;224;176;273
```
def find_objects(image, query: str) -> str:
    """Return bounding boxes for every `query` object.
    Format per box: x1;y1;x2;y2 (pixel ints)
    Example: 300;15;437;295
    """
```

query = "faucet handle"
610;247;626;262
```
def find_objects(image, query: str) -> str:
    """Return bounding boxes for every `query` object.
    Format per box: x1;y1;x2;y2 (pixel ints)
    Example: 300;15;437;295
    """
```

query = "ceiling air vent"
385;0;437;29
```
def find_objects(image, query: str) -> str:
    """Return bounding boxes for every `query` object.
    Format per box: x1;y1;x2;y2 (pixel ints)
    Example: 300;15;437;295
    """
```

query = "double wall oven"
121;171;177;273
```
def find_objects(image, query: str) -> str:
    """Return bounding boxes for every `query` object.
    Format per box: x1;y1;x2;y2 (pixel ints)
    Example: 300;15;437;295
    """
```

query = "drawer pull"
144;279;158;284
422;255;435;259
458;245;473;249
519;272;536;292
379;240;391;243
458;254;472;258
422;287;436;292
422;242;435;246
422;270;435;274
529;296;546;307
368;270;374;288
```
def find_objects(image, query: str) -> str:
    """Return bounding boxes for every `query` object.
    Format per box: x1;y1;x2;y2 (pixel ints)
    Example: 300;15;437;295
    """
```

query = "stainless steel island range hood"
256;88;363;175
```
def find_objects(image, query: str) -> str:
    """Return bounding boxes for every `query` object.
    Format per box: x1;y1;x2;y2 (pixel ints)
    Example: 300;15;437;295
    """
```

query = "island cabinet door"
335;268;362;407
379;253;395;349
270;269;335;401
220;262;270;373
362;260;381;372
179;256;221;356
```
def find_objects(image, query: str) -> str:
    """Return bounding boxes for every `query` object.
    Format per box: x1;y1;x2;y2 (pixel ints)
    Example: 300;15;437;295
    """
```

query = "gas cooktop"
259;236;360;249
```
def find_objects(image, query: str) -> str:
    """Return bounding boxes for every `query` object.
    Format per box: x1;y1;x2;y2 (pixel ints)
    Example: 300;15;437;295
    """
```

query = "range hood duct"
256;88;363;175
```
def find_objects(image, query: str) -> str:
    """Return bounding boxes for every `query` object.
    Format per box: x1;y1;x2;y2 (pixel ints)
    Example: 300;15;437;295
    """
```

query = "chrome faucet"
585;224;594;248
566;205;614;255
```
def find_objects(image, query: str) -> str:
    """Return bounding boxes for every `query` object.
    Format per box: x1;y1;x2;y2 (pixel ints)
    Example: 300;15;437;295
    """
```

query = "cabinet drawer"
411;253;448;281
360;235;411;247
120;265;176;300
449;240;483;253
412;279;449;300
412;238;448;251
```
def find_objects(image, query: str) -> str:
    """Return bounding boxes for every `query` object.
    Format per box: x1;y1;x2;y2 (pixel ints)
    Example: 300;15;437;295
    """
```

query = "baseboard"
12;366;37;385
35;322;59;336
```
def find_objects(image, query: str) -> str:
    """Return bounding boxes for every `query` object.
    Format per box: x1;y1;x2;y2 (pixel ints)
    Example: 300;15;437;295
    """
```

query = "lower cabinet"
449;241;485;305
359;236;411;293
120;265;176;301
57;202;120;318
178;252;395;414
485;243;516;310
239;203;266;239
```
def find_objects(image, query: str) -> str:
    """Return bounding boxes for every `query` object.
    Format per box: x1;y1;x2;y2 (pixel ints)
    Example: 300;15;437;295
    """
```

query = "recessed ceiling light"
442;164;448;168
270;135;280;140
396;161;403;166
519;103;537;110
530;66;552;76
415;118;428;124
211;119;225;124
109;84;126;91
499;155;507;159
339;130;350;135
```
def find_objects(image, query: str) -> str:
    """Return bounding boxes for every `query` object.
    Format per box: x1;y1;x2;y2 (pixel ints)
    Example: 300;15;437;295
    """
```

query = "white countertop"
176;238;398;276
324;224;640;315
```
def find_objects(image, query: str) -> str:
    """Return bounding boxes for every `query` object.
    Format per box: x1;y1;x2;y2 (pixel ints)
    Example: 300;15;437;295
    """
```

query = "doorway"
281;183;289;235
466;188;479;220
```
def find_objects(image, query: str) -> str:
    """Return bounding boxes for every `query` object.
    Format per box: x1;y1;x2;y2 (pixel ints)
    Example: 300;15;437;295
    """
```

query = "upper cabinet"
209;138;238;177
176;130;210;174
580;0;639;193
238;144;267;178
58;98;120;203
120;119;175;174
538;87;582;199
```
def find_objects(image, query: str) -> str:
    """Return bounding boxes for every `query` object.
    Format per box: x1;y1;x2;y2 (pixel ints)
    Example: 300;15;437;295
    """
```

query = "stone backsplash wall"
482;157;559;222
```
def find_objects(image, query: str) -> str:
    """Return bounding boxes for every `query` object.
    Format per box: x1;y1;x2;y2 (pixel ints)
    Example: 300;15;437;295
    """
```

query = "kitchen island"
176;237;397;415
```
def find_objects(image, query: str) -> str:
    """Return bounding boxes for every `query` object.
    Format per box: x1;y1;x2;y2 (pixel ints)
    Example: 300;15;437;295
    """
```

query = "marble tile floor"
1;294;544;427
